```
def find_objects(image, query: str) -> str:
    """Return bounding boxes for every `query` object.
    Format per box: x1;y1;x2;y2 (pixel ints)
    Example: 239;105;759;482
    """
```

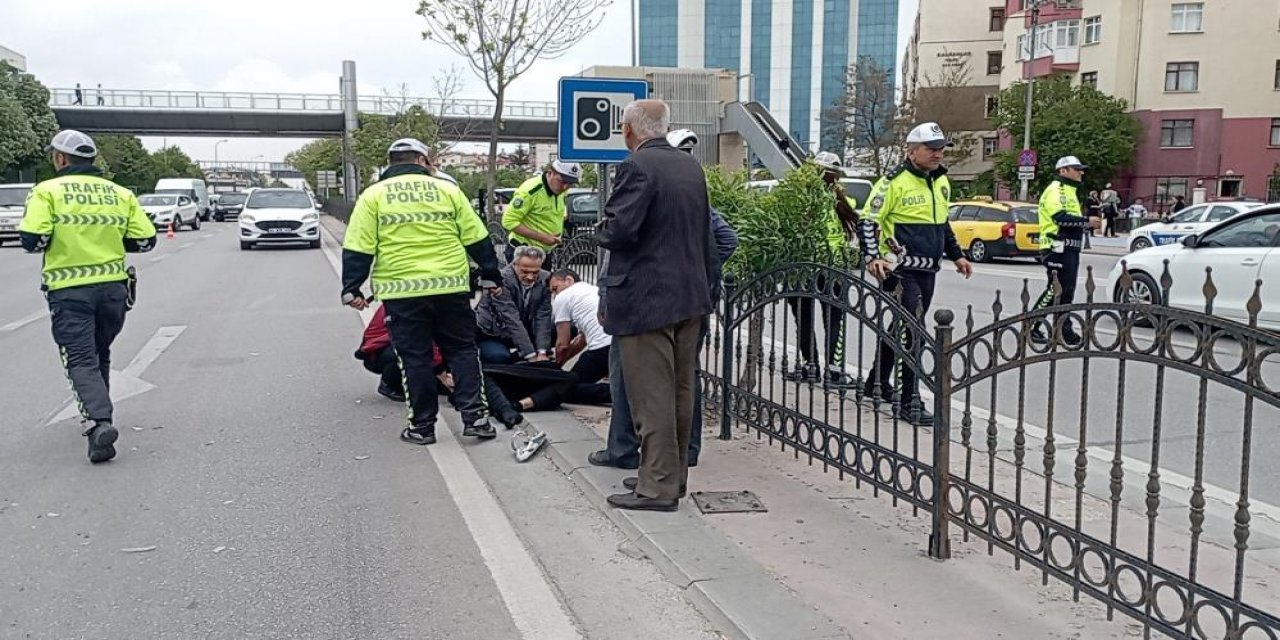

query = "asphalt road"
0;223;716;640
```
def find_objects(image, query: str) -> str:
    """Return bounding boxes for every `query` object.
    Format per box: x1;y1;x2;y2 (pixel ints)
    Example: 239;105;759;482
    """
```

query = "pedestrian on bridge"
341;138;504;446
860;122;973;428
18;130;157;463
501;160;582;262
1031;156;1091;346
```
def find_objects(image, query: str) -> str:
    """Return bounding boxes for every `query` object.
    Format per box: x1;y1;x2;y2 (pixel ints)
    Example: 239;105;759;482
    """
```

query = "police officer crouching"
341;138;504;445
501;160;581;261
860;123;973;427
18;130;157;463
1032;156;1091;346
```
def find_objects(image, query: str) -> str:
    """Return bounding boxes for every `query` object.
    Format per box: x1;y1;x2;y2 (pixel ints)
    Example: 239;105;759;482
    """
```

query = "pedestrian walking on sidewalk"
597;100;712;512
1127;198;1149;231
860;123;973;428
1085;191;1101;236
18;130;157;463
1032;156;1091;346
589;128;738;472
341;138;504;446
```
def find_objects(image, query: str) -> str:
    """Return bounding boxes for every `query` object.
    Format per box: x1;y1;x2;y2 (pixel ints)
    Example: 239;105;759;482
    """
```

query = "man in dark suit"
597;99;713;512
474;245;555;364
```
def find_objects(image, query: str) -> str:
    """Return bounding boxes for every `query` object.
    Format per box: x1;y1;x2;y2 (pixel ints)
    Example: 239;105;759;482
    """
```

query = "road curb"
523;411;851;640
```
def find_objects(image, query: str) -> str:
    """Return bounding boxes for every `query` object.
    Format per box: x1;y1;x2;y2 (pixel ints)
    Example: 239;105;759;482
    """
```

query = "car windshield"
139;195;178;206
220;194;247;205
1168;208;1203;224
246;190;312;209
1011;207;1038;224
0;186;32;207
839;180;873;208
570;194;599;213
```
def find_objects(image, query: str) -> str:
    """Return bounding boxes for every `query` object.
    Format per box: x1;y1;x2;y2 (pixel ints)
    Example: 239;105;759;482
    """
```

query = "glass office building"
636;0;899;152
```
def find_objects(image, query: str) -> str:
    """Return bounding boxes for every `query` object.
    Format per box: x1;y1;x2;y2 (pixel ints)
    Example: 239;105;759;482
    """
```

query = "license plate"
0;224;14;231
268;228;291;234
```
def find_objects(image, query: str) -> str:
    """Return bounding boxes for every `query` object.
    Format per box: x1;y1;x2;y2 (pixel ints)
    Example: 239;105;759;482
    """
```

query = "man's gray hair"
513;245;546;262
622;100;670;141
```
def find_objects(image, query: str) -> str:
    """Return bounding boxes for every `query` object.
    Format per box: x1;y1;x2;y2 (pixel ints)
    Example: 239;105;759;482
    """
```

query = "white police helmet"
666;129;699;151
813;151;843;171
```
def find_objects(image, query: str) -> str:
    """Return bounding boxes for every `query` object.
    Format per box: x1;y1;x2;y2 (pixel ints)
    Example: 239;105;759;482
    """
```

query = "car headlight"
302;213;319;222
239;214;255;223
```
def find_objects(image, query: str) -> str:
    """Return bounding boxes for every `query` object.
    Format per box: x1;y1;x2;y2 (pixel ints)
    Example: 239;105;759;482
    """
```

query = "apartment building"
1000;0;1280;205
0;44;26;71
901;0;1008;184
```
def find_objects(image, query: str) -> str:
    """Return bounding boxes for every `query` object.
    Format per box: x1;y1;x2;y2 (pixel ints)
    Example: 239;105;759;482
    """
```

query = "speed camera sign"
557;77;650;163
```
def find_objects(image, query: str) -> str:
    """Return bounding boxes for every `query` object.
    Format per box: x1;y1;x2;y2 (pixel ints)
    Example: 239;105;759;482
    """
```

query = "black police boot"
824;367;856;390
1062;324;1085;347
462;417;498;440
377;382;406;403
894;400;934;427
85;420;118;464
400;425;437;445
1030;326;1051;345
783;362;821;384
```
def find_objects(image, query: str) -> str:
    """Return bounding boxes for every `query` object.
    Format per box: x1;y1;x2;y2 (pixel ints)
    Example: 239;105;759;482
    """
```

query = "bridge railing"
49;88;558;120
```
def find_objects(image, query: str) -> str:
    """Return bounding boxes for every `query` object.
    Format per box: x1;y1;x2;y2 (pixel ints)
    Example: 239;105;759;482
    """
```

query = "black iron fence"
699;261;1280;639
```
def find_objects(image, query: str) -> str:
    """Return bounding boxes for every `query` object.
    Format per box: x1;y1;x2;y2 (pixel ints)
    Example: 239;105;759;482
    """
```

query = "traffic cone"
166;221;175;239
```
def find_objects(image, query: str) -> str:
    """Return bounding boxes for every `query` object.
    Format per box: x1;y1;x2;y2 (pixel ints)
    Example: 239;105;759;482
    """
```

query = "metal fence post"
929;308;955;560
719;274;737;441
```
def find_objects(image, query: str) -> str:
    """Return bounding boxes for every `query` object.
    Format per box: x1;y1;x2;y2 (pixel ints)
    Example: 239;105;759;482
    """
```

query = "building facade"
635;0;900;153
1000;0;1280;207
901;0;1008;184
0;44;27;71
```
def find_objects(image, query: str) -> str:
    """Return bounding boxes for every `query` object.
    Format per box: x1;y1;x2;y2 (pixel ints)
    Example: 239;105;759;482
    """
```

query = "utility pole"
1019;0;1044;202
213;139;228;168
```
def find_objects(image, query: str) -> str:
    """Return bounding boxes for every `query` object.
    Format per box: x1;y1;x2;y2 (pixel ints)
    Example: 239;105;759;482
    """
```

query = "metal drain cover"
690;490;768;514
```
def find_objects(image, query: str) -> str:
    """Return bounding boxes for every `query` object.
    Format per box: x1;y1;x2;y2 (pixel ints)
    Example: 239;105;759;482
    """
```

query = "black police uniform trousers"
364;348;405;394
46;281;129;423
786;274;846;369
383;292;489;429
867;269;935;405
1035;249;1081;311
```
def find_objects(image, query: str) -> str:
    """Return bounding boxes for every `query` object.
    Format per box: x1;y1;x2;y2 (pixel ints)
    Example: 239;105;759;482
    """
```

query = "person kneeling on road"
341;137;503;446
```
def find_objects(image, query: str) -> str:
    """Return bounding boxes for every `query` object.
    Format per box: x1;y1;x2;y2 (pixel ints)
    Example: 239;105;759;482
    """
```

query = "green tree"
286;138;342;189
96;135;156;192
991;77;1141;195
150;146;204;180
352;105;439;182
578;164;599;189
823;56;905;177
0;61;58;175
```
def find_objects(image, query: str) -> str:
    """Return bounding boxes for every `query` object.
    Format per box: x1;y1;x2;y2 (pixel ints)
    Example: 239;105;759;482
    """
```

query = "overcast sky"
2;0;918;163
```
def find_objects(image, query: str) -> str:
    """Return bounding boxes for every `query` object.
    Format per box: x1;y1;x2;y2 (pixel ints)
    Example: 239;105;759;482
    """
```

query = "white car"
139;193;200;231
0;183;34;246
1128;201;1265;252
1110;205;1280;329
238;188;321;250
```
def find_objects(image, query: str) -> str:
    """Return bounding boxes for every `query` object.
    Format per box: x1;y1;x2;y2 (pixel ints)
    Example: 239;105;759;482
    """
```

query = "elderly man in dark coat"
596;99;713;512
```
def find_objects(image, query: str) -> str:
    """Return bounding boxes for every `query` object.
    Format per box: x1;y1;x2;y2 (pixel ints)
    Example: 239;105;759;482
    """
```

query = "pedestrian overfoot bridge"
48;88;559;142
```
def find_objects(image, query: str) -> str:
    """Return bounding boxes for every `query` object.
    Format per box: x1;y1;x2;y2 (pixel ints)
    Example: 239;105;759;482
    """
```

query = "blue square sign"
557;77;650;163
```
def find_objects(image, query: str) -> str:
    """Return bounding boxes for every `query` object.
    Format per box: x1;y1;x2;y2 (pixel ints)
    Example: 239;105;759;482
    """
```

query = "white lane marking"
150;255;168;263
46;325;186;426
318;225;582;638
0;309;49;333
180;242;194;249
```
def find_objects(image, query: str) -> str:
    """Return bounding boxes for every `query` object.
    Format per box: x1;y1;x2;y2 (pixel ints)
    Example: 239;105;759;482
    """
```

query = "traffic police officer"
1033;156;1090;345
860;123;973;426
19;130;157;463
341;138;504;445
784;151;859;386
501;159;582;260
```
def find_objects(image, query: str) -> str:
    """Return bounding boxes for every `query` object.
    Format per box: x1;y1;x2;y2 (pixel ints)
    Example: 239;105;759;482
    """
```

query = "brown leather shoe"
606;492;678;512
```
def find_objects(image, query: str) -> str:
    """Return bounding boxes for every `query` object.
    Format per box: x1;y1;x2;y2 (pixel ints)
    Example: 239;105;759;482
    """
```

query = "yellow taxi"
947;198;1042;262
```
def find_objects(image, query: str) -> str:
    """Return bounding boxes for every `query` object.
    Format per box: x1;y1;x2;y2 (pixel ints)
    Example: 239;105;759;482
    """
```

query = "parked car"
1128;201;1265;252
948;199;1041;262
747;177;875;209
562;188;599;236
214;192;248;221
0;183;34;246
139;193;200;231
154;178;213;221
1109;205;1280;329
237;188;321;250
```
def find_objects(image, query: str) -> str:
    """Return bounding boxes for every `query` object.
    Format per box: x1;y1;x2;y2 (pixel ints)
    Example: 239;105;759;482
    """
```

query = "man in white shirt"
511;268;612;411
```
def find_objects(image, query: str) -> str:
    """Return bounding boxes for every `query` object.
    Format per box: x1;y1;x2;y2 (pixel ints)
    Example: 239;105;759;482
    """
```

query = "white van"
154;178;212;222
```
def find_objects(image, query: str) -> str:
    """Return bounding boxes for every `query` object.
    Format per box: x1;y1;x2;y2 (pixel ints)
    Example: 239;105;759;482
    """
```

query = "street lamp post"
1019;0;1045;201
213;139;228;169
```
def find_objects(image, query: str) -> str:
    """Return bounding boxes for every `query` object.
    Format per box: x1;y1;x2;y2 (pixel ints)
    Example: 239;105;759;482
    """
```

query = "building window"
987;51;1002;75
1081;72;1098;88
1084;16;1102;44
1165;62;1199;92
984;95;999;118
982;137;999;160
1155;177;1189;209
1161;119;1195;147
1275;60;1280;90
1016;35;1028;61
1171;3;1204;33
990;7;1006;31
1271;119;1280;146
